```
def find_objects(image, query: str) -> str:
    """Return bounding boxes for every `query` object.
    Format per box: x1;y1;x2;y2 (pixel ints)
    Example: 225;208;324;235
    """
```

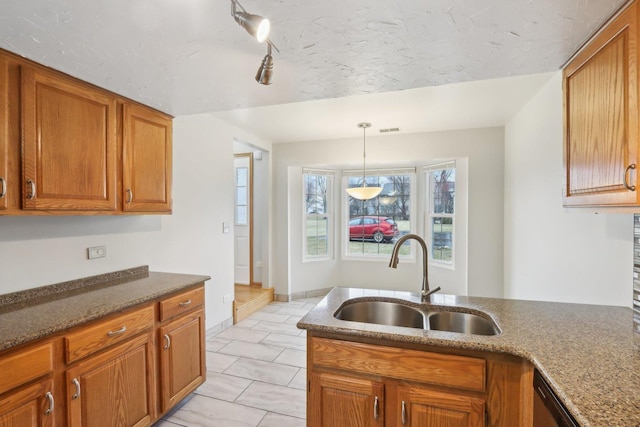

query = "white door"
234;155;252;285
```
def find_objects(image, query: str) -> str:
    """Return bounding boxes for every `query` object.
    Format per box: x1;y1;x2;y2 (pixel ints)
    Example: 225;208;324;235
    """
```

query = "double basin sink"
334;299;500;336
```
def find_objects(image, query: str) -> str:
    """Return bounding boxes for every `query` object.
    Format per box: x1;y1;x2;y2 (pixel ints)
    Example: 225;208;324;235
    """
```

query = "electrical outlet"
256;261;263;268
223;294;232;303
87;245;107;259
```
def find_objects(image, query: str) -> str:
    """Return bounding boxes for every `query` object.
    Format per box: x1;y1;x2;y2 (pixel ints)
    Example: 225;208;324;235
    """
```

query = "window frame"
341;168;417;262
302;168;334;262
425;161;456;268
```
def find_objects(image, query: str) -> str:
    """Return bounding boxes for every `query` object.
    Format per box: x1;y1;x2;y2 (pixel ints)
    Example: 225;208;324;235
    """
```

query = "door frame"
234;153;255;287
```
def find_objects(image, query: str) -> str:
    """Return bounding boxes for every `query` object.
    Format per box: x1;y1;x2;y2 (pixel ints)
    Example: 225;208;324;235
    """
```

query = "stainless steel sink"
334;301;426;328
428;311;500;336
334;299;500;336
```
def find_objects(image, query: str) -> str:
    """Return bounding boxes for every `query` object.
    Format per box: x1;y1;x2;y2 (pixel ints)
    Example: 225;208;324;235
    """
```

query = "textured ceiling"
0;0;626;118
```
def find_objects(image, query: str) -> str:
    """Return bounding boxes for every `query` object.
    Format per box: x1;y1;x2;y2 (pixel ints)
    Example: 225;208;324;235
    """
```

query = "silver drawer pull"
27;179;36;199
163;334;171;350
44;392;54;415
401;400;407;425
0;177;6;198
107;325;127;336
126;188;133;203
72;378;81;399
179;299;192;307
625;164;637;191
374;395;379;420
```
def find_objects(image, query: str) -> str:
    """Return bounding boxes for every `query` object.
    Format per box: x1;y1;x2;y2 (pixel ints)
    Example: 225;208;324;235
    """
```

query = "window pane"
347;173;411;257
236;167;247;187
306;175;328;214
236;188;247;205
431;217;452;262
430;169;455;214
306;216;328;257
236;206;247;225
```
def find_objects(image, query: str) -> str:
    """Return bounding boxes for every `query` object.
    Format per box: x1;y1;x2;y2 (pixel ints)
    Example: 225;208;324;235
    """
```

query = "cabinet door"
21;66;117;211
67;334;155;427
0;379;55;427
309;372;384;427
563;2;639;206
0;55;7;210
396;386;485;427
122;103;172;213
159;310;205;412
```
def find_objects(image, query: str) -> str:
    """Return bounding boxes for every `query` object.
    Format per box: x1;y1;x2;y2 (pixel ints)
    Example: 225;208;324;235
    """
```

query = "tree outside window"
304;170;333;259
428;165;455;264
346;171;414;257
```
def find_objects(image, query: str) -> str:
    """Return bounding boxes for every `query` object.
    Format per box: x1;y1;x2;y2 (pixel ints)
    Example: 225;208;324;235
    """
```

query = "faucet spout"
388;233;441;301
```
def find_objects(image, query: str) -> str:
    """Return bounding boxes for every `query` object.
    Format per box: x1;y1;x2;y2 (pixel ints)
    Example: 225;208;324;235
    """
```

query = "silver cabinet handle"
179;299;192;307
374;395;379;420
625;164;637;191
126;188;133;203
72;378;81;399
401;400;406;425
163;333;171;350
107;325;127;337
0;177;5;198
44;392;54;415
27;179;36;199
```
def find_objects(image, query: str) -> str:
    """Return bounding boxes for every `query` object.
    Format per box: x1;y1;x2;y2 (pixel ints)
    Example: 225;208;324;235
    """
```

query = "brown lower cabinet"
0;284;206;427
307;334;533;427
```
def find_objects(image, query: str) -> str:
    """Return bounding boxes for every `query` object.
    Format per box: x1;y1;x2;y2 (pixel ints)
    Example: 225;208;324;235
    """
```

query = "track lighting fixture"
231;0;270;43
255;43;274;85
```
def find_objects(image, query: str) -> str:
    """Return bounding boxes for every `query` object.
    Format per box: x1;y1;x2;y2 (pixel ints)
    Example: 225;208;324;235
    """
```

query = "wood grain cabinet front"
66;333;156;427
308;372;384;427
0;379;56;427
563;1;640;207
0;54;8;211
21;65;118;211
122;103;173;213
307;335;532;427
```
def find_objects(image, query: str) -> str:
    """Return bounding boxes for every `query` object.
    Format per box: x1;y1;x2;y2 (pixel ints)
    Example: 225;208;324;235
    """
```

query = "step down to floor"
233;285;275;324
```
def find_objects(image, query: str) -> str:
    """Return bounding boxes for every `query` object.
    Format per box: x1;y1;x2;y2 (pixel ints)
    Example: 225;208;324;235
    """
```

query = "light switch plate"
222;222;231;233
87;246;107;259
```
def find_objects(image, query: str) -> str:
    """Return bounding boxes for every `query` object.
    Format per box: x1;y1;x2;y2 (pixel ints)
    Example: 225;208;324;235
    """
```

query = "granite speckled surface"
297;287;640;427
0;266;210;352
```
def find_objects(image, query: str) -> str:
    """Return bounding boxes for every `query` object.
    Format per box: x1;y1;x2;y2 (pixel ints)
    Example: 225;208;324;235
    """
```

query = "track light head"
232;1;270;43
255;44;274;85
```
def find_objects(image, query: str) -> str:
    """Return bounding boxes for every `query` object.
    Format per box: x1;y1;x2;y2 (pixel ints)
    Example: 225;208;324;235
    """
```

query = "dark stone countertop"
297;287;640;427
0;266;210;352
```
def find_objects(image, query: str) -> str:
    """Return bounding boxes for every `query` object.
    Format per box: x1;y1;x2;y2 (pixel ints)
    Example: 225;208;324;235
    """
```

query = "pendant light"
346;122;382;200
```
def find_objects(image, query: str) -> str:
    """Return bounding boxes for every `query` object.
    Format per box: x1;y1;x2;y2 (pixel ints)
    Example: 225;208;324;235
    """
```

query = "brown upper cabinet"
0;48;173;215
563;1;639;207
0;55;8;211
21;66;118;211
122;104;173;213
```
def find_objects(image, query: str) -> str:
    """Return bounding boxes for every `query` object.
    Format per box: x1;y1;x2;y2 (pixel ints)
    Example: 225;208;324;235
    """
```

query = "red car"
349;216;399;243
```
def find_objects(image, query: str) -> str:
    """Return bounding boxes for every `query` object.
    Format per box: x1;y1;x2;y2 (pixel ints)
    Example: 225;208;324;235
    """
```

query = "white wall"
504;72;632;306
273;128;505;298
0;113;271;329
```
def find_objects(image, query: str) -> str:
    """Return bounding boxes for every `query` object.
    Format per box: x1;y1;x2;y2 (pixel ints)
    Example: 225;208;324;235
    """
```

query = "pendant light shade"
346;123;382;200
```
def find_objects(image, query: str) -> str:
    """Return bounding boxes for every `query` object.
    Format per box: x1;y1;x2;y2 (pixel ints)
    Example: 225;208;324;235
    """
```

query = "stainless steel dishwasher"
533;370;580;427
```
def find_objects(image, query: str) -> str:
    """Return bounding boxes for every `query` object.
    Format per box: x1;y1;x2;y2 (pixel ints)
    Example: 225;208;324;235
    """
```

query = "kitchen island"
298;287;639;426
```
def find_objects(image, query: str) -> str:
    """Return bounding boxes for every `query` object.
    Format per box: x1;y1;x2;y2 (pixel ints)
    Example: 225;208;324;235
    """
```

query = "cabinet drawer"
0;342;53;395
65;305;154;363
159;286;204;321
311;337;486;392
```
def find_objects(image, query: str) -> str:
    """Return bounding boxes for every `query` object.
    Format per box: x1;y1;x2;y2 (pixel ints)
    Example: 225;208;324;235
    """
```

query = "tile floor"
154;297;322;427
